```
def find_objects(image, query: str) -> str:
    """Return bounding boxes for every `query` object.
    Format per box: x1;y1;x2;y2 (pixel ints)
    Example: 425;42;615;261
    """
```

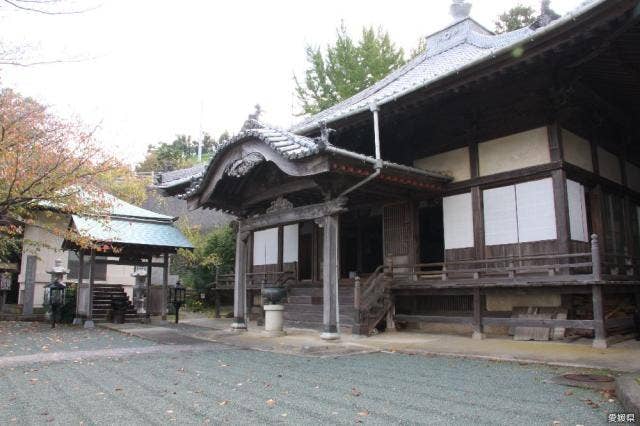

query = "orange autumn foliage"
0;88;121;250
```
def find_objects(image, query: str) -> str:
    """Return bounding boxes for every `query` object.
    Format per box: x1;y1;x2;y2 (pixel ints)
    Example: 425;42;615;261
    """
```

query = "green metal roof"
71;215;193;249
105;194;174;220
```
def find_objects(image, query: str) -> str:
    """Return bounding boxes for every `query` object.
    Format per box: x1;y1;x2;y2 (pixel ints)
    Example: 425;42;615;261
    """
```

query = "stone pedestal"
83;319;95;329
263;304;285;337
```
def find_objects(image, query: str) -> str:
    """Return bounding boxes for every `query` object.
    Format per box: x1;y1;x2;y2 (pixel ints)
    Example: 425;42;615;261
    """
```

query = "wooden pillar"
472;287;484;339
277;225;284;272
84;250;96;328
592;284;607;348
469;139;484;261
548;121;569;255
590;186;605;257
232;230;249;331
162;253;169;321
321;214;340;340
356;217;363;274
73;250;84;325
471;187;484;260
145;256;152;322
552;168;571;254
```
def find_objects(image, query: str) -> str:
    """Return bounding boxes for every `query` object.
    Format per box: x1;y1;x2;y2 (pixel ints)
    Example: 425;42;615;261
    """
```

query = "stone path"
0;343;623;425
0;321;629;424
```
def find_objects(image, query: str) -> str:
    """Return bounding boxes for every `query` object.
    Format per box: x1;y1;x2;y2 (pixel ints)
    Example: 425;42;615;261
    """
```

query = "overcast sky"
0;0;583;165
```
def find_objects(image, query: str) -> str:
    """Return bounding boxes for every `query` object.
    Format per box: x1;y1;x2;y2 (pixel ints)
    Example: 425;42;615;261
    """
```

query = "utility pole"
197;99;203;162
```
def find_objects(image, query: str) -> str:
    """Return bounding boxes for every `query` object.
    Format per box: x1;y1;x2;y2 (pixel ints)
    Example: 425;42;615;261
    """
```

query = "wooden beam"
446;162;561;193
241;179;319;208
93;259;165;267
395;314;473;324
240;198;348;232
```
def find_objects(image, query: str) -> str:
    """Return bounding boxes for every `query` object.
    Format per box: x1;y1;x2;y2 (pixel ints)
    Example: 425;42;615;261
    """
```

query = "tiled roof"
291;1;602;133
174;121;324;199
160;121;450;200
72;215;193;249
156;164;207;189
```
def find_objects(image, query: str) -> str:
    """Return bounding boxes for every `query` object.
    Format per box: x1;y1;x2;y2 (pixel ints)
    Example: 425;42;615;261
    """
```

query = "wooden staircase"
91;284;139;323
352;266;394;336
283;285;356;331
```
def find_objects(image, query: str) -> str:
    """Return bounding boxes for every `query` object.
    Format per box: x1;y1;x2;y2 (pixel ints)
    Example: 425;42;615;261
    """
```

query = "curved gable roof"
291;0;611;134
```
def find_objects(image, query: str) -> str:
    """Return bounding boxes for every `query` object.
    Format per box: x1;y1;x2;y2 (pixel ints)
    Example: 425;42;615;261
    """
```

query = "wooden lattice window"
383;203;411;257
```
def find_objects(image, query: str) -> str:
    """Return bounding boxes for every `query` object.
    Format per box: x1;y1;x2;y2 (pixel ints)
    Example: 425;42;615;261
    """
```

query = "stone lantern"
45;259;69;328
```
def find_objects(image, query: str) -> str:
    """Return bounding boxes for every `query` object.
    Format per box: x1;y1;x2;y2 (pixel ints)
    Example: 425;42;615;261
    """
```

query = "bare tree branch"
0;0;99;15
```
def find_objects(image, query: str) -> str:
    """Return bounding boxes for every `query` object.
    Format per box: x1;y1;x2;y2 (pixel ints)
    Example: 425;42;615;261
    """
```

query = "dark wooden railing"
379;234;638;287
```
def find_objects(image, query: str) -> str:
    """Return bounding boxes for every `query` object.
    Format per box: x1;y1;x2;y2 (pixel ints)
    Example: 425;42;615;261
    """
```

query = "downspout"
339;103;383;198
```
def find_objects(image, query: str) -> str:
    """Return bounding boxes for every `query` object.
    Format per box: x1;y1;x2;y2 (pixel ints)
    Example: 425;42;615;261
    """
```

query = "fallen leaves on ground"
218;400;230;406
266;399;277;407
357;409;369;417
351;387;362;397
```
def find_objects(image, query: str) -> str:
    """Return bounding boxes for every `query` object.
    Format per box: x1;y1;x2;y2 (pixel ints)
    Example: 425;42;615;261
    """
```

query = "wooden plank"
483;317;595;329
394;314;473;324
552;311;568;340
514;309;552;341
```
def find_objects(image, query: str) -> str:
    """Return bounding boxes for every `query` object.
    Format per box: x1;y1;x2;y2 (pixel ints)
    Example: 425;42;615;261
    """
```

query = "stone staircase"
283;285;356;332
91;284;138;323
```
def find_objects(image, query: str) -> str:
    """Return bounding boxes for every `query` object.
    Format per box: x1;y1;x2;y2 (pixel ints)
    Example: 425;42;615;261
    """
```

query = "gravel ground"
0;345;622;425
0;322;156;356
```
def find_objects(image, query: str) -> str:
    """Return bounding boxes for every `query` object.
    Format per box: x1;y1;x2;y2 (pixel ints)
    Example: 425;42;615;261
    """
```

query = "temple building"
158;0;640;347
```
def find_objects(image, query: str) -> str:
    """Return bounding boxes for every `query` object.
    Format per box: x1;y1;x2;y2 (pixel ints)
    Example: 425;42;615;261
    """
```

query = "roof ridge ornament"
317;120;335;149
450;0;471;21
241;104;265;131
530;0;561;29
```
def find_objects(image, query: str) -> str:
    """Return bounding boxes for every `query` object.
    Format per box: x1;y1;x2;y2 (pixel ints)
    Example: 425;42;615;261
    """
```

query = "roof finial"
450;0;471;21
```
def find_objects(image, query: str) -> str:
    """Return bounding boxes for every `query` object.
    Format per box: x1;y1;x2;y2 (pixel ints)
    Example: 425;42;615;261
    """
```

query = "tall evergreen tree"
494;5;536;33
294;23;405;115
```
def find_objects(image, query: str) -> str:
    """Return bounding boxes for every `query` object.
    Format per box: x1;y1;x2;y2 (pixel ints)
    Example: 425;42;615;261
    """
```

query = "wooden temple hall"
158;0;640;346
